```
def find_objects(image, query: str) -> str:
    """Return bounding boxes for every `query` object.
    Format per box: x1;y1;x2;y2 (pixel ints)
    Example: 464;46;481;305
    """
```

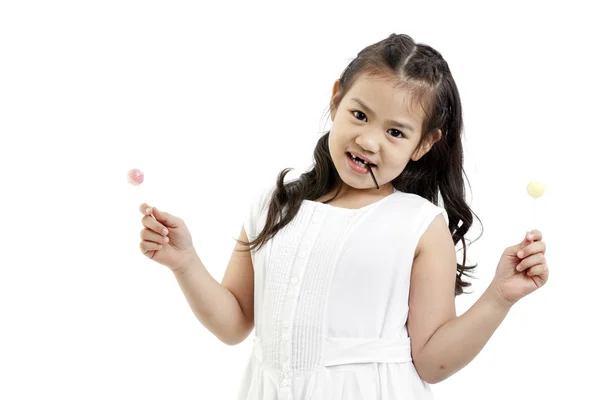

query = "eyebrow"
350;97;415;132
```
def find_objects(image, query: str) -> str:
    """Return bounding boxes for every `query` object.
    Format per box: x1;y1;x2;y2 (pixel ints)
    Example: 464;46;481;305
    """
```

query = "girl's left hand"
491;229;549;307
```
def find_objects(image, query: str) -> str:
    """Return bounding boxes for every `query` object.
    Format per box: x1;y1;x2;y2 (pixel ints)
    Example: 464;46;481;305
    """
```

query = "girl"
138;33;549;399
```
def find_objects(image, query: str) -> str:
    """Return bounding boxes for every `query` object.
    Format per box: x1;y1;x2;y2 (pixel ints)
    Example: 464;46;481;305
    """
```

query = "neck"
337;182;395;199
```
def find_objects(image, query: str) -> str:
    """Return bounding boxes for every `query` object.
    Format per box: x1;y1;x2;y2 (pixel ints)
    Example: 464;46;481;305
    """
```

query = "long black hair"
238;33;481;296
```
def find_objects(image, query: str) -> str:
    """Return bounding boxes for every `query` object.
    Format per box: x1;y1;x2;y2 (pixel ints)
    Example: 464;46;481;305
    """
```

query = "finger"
140;228;170;244
526;230;543;242
142;214;169;235
139;241;163;254
527;263;548;278
152;207;180;228
516;253;546;272
517;241;546;259
515;231;540;252
139;203;153;215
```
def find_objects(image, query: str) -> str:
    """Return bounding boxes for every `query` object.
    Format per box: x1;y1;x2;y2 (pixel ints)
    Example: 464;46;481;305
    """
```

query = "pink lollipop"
127;168;149;215
127;168;144;185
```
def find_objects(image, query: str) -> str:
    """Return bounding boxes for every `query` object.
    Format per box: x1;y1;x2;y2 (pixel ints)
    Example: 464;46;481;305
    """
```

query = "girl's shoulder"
390;191;449;227
392;190;445;211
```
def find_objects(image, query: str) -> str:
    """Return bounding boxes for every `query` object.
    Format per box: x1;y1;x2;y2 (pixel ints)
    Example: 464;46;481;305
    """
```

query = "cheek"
327;130;338;156
329;120;352;141
383;152;410;170
328;125;341;146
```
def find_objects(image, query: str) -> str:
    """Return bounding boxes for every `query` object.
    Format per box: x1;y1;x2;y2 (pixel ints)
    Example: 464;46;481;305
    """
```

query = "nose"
355;131;381;154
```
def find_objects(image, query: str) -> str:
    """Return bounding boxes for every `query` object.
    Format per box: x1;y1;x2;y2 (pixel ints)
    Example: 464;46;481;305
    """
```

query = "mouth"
346;152;380;188
347;152;376;167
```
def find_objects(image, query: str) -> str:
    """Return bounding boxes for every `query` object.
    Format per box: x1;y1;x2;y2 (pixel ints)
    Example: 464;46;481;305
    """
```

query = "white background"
1;0;597;398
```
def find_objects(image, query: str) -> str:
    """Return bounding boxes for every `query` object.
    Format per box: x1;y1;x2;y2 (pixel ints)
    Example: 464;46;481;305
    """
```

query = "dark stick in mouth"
367;164;379;189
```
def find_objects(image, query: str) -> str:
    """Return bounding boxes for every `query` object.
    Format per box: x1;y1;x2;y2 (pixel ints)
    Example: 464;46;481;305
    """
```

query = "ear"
329;80;341;121
412;129;442;161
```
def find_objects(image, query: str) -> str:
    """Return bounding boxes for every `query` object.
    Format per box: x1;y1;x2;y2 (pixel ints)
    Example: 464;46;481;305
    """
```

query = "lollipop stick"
367;164;379;189
137;184;146;211
531;198;537;234
137;185;155;218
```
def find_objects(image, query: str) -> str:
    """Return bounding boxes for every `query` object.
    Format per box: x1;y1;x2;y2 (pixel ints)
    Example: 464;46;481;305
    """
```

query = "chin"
340;168;382;190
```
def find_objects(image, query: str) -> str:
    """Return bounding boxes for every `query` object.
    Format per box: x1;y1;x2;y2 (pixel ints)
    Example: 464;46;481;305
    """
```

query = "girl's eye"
388;129;404;138
352;110;367;121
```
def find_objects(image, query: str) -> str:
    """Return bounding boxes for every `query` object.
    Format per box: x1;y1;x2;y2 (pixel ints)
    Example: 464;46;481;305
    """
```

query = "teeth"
350;153;367;165
350;155;368;168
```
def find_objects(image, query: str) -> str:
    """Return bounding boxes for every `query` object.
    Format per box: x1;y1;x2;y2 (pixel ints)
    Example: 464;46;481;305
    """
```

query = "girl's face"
328;74;440;197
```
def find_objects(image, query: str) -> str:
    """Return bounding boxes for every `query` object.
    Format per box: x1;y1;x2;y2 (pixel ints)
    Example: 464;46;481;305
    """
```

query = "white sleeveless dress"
239;175;447;400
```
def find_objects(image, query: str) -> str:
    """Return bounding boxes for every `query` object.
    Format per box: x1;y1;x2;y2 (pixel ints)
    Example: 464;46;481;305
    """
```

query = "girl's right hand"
138;203;196;272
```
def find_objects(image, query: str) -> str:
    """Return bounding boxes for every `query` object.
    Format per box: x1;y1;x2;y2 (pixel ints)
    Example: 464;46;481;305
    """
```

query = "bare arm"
408;214;512;384
172;225;254;346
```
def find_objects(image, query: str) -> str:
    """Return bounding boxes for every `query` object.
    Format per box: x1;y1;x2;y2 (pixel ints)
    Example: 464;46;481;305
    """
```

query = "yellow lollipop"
527;180;545;198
